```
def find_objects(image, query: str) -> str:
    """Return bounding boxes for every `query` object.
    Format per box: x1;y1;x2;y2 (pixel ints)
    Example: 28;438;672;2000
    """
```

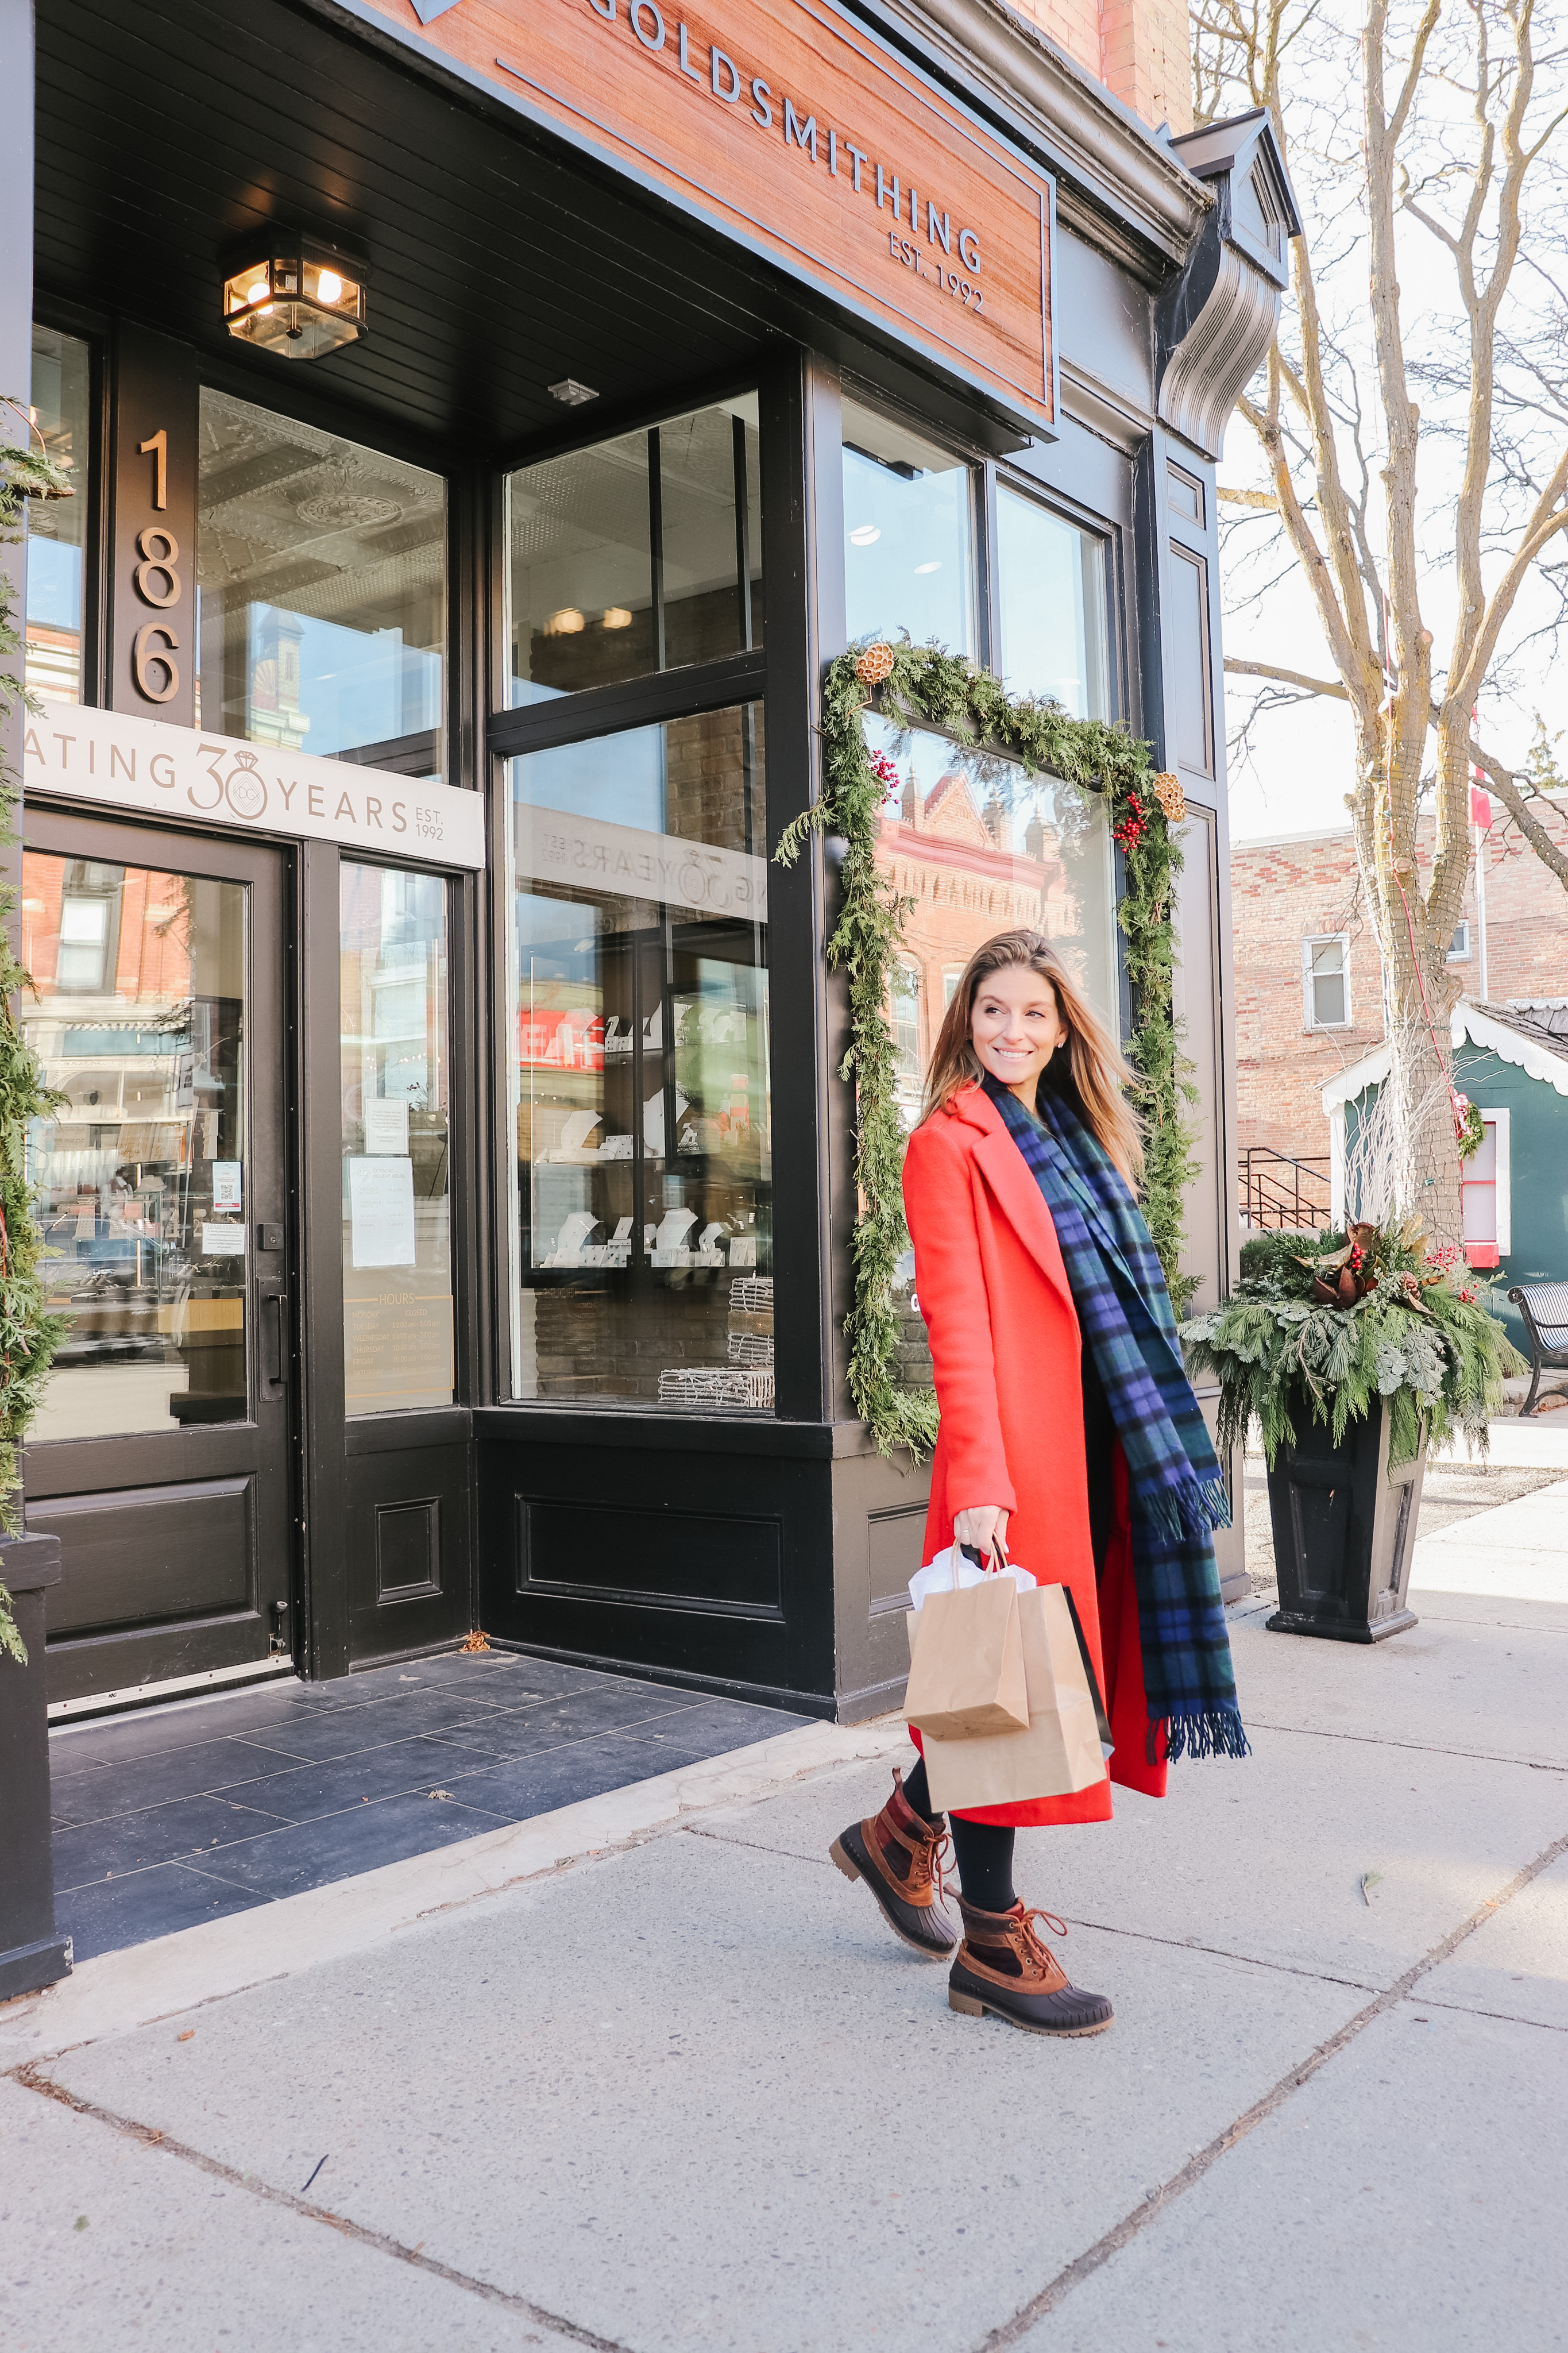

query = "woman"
831;928;1246;2036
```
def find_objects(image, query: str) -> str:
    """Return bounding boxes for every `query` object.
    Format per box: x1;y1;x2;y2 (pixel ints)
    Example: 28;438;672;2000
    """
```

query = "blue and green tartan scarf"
982;1074;1249;1764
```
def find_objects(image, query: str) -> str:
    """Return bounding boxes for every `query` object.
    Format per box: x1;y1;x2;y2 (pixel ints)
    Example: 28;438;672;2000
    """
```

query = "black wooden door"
19;807;295;1707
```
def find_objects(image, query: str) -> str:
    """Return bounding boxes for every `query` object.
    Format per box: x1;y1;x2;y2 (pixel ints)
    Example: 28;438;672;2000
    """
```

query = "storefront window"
841;396;975;657
197;389;446;775
26;326;91;708
21;855;249;1440
340;864;453;1414
869;711;1118;1062
508;704;771;1407
996;485;1110;719
507;396;762;704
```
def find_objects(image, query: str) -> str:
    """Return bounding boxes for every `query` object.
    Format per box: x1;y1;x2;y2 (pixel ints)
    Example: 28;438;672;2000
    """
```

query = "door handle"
256;1276;288;1398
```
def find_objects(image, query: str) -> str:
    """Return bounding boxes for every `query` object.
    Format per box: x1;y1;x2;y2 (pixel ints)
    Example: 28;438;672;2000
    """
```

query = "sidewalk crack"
8;2063;635;2353
970;1820;1568;2352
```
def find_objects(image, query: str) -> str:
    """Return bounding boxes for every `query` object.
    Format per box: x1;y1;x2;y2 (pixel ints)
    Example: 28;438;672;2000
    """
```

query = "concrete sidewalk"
3;1479;1566;2352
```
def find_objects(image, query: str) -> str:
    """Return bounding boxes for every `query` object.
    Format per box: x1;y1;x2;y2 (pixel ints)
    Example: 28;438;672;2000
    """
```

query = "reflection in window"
508;705;771;1409
340;865;453;1414
21;855;249;1441
507;396;762;704
841;396;975;657
197;388;446;776
26;325;91;707
892;963;922;1123
996;487;1110;720
870;713;1118;1051
871;716;1117;1406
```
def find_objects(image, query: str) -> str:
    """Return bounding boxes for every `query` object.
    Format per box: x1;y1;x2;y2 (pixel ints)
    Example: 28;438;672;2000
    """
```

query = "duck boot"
830;1770;956;1958
948;1899;1114;2035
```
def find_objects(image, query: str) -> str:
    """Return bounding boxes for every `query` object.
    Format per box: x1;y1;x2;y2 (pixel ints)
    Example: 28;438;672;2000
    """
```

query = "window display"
507;396;762;704
340;863;453;1413
508;704;771;1406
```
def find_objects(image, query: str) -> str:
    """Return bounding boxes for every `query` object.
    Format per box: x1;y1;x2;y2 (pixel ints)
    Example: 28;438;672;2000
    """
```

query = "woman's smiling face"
970;965;1068;1104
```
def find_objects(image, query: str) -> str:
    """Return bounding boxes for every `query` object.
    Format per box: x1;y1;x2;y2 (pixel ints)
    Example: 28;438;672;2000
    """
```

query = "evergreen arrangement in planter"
1181;1220;1523;1469
1181;1221;1523;1641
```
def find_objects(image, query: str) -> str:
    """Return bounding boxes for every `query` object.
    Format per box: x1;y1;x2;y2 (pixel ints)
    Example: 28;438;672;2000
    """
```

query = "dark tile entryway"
48;1652;811;1964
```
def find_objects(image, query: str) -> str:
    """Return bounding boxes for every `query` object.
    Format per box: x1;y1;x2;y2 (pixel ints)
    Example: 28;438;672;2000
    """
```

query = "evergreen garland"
0;414;74;1662
776;638;1198;1457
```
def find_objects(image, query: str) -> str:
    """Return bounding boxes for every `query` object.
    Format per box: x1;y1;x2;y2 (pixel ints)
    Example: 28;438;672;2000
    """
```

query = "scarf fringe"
1138;1473;1233;1545
1149;1707;1252;1765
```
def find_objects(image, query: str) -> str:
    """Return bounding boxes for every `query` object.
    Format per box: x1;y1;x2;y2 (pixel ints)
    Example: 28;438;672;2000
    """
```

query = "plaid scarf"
982;1074;1248;1763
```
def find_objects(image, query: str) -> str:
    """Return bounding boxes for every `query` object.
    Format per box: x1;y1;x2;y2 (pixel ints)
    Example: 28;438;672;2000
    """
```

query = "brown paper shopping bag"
902;1571;1029;1741
918;1583;1107;1814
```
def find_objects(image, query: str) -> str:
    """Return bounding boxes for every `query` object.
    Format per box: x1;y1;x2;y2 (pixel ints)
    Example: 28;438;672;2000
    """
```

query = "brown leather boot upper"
954;1898;1073;1994
864;1770;949;1911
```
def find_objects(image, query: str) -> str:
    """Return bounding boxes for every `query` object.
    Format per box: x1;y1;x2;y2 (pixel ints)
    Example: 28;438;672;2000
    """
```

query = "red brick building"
1233;799;1568;1206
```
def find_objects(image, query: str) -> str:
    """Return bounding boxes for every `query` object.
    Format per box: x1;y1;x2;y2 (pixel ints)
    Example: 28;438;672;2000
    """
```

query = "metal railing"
1239;1147;1333;1230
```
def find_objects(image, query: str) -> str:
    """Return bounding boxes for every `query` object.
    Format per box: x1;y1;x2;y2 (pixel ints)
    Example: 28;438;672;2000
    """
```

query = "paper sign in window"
349;1155;417;1269
362;1097;411;1155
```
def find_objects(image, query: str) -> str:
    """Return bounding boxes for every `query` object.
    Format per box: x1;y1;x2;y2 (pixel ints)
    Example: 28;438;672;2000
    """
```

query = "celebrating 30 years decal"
23;705;487;869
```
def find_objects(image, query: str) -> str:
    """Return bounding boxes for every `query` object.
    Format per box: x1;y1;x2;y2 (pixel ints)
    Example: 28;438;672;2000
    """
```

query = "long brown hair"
920;929;1145;1189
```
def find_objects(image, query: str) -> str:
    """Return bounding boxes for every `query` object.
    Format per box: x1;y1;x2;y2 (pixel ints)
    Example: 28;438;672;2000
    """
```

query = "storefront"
7;0;1294;1719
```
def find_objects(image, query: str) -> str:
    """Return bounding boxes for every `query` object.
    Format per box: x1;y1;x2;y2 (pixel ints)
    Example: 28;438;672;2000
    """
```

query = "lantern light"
222;234;368;361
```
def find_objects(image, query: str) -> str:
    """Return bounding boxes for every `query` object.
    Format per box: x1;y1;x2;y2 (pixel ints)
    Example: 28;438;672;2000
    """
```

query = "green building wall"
1343;1042;1568;1353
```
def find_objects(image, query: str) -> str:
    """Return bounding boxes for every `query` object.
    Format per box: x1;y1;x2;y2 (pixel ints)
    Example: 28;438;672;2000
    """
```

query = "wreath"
775;637;1198;1458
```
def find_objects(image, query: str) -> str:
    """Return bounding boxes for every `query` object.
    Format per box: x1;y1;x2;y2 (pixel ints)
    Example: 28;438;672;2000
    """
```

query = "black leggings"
901;1759;1017;1910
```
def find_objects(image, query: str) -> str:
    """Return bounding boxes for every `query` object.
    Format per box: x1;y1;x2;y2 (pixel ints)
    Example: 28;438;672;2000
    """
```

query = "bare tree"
1194;0;1568;1239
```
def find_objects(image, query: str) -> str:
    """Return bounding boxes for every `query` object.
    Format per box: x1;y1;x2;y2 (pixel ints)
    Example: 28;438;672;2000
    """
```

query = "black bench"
1507;1282;1568;1416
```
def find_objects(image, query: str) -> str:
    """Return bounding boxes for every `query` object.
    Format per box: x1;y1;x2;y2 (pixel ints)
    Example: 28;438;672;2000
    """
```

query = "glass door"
20;809;293;1707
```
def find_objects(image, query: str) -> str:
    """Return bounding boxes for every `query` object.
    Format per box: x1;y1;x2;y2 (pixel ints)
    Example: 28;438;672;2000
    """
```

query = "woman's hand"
952;1506;1010;1563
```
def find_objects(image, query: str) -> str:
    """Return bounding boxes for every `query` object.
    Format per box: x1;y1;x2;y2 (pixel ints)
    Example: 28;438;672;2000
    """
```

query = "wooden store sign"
24;704;488;869
377;0;1056;431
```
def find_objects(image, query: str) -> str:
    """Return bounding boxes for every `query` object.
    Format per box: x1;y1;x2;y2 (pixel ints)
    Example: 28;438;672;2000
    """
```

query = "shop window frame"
191;362;461;786
837;372;987;669
491;373;767;741
488;373;776;1417
28;298;110;712
985;464;1120;726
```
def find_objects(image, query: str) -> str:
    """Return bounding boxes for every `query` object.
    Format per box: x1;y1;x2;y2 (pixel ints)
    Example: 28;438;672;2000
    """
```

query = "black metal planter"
0;1532;72;2000
1265;1400;1425;1642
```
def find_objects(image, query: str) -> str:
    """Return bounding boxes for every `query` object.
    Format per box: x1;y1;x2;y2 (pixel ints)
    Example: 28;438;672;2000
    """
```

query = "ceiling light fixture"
849;524;881;546
549;379;599;406
602;607;633;630
222;233;368;361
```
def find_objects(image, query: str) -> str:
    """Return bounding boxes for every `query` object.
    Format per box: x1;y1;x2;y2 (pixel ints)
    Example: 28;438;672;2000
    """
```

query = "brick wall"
1233;804;1568;1180
1007;0;1194;134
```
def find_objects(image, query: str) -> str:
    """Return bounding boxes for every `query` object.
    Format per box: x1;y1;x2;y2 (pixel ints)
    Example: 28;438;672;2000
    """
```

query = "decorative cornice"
1156;109;1301;459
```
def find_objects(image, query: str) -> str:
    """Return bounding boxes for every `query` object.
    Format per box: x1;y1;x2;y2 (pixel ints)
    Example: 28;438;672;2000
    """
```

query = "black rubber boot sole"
829;1822;955;1959
948;1961;1114;2036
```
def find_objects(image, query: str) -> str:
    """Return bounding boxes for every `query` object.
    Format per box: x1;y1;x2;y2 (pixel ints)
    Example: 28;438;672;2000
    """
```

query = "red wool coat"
903;1083;1167;1826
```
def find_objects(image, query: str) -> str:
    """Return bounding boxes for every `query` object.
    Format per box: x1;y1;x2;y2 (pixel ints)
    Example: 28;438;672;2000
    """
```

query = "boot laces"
1014;1907;1068;1970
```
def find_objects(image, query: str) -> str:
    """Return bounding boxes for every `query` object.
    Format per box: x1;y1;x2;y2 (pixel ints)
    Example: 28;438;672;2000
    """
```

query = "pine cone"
854;642;894;688
1151;771;1187;824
